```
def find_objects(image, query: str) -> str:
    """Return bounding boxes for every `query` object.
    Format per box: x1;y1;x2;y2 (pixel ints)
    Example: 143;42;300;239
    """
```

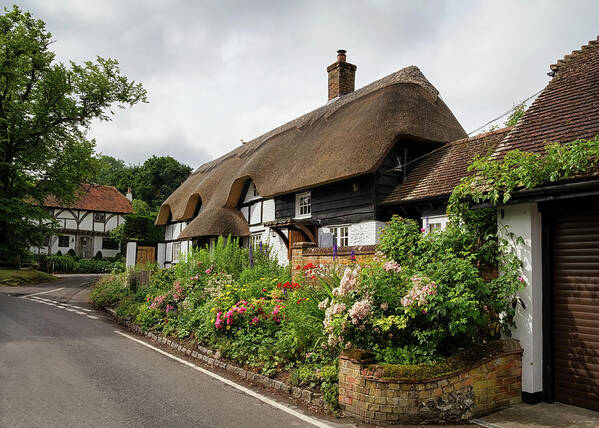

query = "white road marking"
114;330;332;428
21;287;65;298
23;295;100;320
470;419;504;428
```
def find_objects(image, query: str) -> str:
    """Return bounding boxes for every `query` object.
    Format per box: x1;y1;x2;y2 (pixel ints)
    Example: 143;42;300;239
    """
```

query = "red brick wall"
290;242;376;268
338;339;522;425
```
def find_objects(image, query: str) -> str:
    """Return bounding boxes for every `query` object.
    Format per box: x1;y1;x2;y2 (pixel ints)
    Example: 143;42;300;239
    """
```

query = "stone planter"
338;339;522;425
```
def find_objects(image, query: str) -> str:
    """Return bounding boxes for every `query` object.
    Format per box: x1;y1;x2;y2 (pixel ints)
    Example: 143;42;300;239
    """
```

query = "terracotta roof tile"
494;36;599;157
382;127;511;205
44;184;133;214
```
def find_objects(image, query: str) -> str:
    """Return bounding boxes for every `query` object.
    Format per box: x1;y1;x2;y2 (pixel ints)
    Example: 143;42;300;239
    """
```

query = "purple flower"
350;249;356;262
333;239;337;260
259;242;263;253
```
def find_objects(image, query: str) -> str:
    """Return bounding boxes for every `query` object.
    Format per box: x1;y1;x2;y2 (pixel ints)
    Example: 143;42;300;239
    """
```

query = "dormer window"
295;191;311;218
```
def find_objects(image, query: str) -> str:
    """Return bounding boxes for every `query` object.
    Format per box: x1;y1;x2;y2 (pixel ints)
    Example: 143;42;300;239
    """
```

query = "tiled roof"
493;36;599;157
382;127;511;205
44;184;133;214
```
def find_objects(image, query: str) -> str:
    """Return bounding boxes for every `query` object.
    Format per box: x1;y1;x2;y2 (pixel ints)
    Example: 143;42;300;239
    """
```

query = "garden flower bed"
90;216;526;416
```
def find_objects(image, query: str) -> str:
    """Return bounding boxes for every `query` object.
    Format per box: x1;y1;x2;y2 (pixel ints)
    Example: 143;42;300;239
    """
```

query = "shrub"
48;255;76;272
90;274;130;308
378;216;421;266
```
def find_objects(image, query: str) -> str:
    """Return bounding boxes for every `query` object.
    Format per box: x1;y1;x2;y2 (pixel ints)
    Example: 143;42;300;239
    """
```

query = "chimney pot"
327;49;356;101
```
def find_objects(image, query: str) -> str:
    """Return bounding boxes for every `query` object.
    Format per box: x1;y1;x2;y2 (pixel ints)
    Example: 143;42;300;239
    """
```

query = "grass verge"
0;269;57;286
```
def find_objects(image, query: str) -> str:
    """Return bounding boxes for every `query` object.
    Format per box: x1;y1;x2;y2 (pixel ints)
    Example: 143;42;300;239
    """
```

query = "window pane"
58;236;69;247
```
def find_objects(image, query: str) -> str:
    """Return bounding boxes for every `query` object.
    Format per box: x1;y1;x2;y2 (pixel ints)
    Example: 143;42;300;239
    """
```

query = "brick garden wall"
290;242;376;268
338;339;523;425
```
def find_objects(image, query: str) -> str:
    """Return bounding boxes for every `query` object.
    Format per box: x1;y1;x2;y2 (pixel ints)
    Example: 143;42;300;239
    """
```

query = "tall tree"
0;6;147;264
132;155;192;211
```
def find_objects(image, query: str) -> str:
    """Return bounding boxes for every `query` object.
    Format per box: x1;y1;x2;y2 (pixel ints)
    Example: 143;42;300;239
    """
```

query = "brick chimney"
327;49;357;101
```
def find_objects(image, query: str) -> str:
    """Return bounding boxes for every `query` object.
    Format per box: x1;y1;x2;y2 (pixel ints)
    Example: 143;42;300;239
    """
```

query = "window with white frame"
330;225;349;247
250;232;262;248
422;215;449;233
172;242;181;262
295;191;311;218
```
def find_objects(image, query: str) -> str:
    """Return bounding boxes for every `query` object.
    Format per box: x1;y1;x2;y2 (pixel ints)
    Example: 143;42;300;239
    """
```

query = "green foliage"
131;199;153;216
47;254;123;273
90;274;129;308
90;155;192;212
505;101;527;127
122;213;163;242
378;216;422;265
449;136;599;210
0;6;146;264
0;268;56;286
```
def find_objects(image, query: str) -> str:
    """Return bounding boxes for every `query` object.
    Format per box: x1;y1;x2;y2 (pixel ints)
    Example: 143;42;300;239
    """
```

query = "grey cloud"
12;0;599;167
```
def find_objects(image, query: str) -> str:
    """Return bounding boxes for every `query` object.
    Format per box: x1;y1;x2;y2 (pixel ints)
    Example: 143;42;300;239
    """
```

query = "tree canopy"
91;154;192;212
0;6;147;263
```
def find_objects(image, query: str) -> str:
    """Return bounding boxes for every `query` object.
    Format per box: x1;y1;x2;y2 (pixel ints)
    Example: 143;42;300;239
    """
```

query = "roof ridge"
450;126;513;146
550;35;599;72
192;65;439;175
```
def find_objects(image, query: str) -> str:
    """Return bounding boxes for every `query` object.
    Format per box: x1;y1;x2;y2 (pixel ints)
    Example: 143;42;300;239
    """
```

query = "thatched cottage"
154;50;467;266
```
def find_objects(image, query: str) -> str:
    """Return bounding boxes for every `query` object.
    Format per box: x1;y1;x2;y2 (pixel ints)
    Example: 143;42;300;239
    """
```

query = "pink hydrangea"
401;276;437;307
332;267;359;297
349;299;371;325
383;260;402;273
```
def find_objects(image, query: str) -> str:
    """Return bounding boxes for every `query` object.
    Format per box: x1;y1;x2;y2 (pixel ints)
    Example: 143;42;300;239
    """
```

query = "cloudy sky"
12;0;599;168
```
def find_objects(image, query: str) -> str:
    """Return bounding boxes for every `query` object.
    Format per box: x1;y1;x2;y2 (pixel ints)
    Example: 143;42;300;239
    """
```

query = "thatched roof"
157;66;467;238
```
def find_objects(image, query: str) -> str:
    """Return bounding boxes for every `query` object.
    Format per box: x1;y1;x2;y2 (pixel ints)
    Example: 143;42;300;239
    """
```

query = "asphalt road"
0;276;339;428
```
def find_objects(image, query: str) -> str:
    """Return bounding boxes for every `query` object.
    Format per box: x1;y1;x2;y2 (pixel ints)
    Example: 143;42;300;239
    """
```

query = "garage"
550;209;599;411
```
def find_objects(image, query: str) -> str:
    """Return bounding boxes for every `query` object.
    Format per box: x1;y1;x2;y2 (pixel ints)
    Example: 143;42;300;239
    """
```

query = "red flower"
295;265;301;270
262;288;267;292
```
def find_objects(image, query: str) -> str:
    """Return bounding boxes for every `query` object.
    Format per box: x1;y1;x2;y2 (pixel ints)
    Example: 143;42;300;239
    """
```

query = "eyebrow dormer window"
295;191;311;219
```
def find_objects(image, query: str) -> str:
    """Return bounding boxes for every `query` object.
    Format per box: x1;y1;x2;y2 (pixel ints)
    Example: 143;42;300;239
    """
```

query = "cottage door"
77;236;93;258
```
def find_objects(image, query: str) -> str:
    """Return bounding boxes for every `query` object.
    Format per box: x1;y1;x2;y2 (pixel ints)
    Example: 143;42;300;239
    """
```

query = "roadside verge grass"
0;269;57;286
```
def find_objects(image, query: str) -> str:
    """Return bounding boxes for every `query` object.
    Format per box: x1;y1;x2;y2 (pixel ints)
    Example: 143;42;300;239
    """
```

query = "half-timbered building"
33;184;133;258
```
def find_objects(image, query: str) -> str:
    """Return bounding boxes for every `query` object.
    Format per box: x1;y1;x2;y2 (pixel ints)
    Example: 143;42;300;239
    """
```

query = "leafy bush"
378;216;421;266
90;274;130;308
47;254;124;273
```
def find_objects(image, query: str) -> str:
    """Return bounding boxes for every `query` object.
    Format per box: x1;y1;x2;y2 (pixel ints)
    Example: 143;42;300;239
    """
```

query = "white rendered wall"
249;224;288;265
348;221;386;246
79;213;92;230
499;203;543;394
